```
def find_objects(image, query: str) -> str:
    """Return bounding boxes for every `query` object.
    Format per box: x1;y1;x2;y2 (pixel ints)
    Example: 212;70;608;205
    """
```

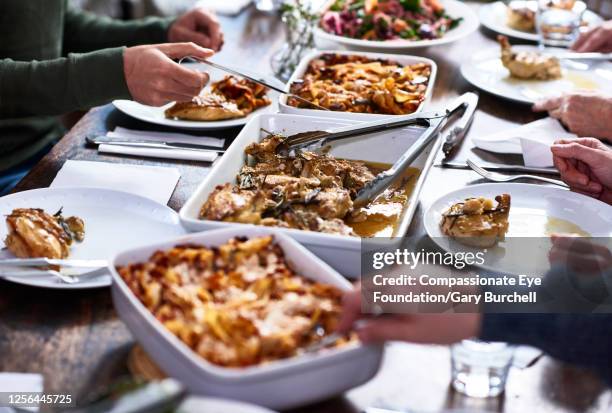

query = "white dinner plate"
0;188;185;289
424;183;612;274
178;397;278;413
314;0;479;50
479;1;603;43
461;44;612;104
113;63;279;130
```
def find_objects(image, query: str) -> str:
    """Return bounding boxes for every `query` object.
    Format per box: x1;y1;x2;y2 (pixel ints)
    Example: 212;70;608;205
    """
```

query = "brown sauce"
347;161;420;237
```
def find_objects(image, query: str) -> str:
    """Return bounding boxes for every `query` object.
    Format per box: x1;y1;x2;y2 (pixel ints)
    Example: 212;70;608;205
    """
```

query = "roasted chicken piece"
440;194;511;248
499;35;561;80
165;93;244;121
200;184;269;224
4;208;85;259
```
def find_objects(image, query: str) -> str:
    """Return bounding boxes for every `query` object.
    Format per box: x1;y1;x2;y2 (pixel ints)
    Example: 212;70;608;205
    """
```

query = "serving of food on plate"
498;35;561;80
319;0;463;42
165;75;271;122
286;53;431;115
117;235;353;368
199;132;419;238
4;208;85;260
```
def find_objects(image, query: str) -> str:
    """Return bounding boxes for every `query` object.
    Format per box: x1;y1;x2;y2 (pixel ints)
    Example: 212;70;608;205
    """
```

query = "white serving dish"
279;50;437;120
179;113;441;276
109;227;383;410
314;0;479;51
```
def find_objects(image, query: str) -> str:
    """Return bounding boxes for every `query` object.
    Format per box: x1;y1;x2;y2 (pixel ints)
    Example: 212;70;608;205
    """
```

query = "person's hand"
549;234;612;275
551;138;612;205
123;42;213;106
533;92;612;141
168;7;223;52
337;287;480;345
571;20;612;53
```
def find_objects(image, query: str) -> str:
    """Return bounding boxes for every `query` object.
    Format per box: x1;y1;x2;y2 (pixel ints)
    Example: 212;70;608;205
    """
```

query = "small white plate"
424;183;612;273
0;188;185;289
314;0;479;50
113;63;279;130
479;1;603;43
461;44;612;104
178;397;278;413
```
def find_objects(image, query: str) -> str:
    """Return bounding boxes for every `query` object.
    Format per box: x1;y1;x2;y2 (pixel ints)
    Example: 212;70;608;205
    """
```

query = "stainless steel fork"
467;159;568;188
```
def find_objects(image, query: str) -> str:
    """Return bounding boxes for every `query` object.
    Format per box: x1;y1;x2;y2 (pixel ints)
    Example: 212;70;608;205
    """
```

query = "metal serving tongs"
352;92;478;207
178;56;330;111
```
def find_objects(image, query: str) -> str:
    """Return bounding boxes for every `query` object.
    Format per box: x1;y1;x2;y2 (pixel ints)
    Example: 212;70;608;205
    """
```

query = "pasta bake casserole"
117;235;350;368
287;53;431;115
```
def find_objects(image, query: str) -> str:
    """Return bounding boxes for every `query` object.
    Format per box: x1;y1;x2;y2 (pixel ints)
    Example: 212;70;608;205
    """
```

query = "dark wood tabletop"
1;3;611;412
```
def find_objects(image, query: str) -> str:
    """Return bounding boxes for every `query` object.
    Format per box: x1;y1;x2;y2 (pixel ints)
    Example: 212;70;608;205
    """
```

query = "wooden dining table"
1;2;611;412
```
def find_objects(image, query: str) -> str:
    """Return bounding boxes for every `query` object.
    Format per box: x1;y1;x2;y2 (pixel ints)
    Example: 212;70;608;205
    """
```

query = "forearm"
0;48;130;118
480;313;612;384
63;7;173;53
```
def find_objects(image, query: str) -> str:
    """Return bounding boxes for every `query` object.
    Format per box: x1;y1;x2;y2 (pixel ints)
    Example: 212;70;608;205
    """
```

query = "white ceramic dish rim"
314;0;479;49
109;226;378;383
178;113;441;249
478;1;603;43
278;49;438;118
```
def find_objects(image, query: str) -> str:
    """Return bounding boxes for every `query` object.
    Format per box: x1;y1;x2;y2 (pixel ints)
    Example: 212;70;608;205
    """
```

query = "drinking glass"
451;339;515;398
536;0;586;47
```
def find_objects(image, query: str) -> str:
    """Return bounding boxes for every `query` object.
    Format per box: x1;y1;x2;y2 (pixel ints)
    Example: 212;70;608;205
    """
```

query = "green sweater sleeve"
0;47;130;118
63;7;174;53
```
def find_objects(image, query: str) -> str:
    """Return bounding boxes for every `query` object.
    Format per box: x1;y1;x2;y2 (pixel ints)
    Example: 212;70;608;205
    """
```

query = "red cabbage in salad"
320;0;462;41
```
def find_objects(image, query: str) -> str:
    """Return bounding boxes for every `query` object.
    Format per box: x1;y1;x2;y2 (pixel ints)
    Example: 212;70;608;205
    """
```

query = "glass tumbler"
451;339;515;398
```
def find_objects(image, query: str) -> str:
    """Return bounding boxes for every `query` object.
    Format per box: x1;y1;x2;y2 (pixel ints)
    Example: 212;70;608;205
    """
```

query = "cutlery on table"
86;137;225;153
437;161;560;175
179;56;331;111
466;159;569;188
0;258;108;268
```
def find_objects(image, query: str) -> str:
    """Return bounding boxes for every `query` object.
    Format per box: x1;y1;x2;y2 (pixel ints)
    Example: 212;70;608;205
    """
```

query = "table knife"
0;258;108;268
436;161;560;175
86;136;225;153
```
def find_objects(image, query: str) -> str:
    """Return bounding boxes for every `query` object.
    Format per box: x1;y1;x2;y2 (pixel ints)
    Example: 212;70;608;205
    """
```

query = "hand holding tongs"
178;56;330;111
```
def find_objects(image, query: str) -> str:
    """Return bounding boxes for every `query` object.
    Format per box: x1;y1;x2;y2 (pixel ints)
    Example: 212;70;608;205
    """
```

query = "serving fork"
466;159;568;188
178;56;330;111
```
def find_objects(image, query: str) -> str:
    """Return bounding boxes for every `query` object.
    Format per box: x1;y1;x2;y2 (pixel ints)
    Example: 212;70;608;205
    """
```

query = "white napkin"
195;0;252;15
51;160;180;205
0;373;43;412
472;118;577;167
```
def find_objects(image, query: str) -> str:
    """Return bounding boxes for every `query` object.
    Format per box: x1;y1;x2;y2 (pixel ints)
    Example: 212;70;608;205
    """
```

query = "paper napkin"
472;117;577;167
51;160;180;205
97;144;218;163
108;127;225;148
0;372;43;412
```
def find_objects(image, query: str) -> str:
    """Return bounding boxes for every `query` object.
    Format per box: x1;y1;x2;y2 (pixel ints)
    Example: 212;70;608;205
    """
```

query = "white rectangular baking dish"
110;227;383;410
179;113;441;276
278;49;437;120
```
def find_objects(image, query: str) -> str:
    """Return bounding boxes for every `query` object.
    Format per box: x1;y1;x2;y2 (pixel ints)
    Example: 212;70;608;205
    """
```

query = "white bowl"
179;113;440;276
279;50;437;120
110;227;383;410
